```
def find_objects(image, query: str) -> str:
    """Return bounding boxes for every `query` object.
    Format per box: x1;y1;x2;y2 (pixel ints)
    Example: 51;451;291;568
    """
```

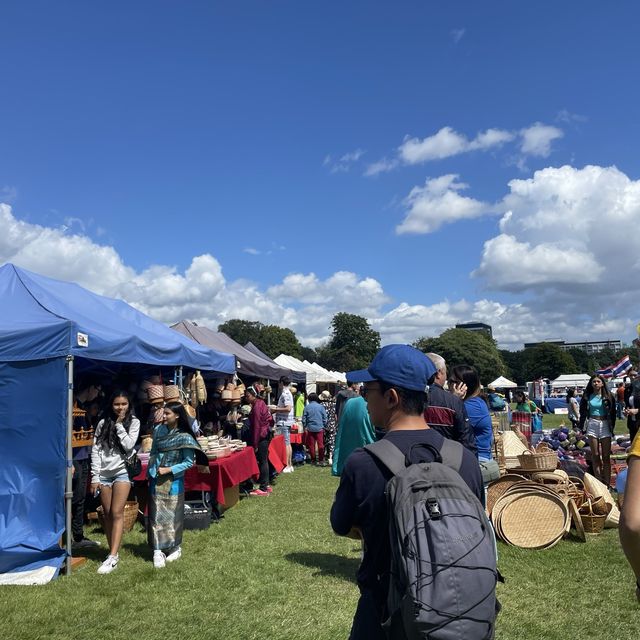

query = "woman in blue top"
449;365;500;485
579;374;616;487
302;392;328;465
147;401;207;569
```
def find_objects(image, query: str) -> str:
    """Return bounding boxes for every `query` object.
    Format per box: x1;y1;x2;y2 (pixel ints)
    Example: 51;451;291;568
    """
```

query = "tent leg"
65;356;74;576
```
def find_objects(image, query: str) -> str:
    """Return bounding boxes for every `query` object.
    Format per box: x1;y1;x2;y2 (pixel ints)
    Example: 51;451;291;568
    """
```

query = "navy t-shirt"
330;428;484;603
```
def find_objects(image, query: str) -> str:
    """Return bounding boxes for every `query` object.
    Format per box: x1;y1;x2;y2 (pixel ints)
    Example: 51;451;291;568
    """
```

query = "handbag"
125;450;142;480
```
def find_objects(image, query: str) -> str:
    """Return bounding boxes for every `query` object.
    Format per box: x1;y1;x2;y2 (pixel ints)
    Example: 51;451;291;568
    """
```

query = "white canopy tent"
551;373;591;388
307;361;342;384
275;354;318;394
488;375;518;389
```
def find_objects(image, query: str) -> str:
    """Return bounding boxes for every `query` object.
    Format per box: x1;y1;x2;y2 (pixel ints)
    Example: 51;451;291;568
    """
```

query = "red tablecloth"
268;435;288;473
135;447;259;506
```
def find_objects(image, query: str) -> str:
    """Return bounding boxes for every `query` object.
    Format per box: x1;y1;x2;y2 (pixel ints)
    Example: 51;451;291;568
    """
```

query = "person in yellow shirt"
620;432;640;602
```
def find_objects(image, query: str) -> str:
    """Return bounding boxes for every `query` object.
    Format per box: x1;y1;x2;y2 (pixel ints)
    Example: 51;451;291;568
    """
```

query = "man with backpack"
330;344;497;640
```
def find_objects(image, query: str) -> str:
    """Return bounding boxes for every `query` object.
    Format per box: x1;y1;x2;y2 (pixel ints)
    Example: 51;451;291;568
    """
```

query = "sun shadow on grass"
122;540;153;560
285;551;360;581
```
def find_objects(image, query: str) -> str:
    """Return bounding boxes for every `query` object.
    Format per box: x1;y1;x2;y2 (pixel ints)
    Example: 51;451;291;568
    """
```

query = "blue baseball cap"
346;344;437;392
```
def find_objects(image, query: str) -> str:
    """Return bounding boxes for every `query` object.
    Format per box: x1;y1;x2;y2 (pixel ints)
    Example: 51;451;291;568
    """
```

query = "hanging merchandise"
194;370;207;404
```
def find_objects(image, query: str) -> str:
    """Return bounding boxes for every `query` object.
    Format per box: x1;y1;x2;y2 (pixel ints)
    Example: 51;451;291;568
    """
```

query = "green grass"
1;466;638;640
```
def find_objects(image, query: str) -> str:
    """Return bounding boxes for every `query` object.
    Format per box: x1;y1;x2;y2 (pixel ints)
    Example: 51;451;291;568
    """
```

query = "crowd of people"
71;349;640;629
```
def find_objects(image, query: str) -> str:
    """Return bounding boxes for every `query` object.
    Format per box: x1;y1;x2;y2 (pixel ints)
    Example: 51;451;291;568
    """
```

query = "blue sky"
2;2;640;350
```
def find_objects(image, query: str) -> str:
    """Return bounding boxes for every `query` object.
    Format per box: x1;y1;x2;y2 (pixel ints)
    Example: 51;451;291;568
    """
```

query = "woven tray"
486;474;527;515
498;493;568;549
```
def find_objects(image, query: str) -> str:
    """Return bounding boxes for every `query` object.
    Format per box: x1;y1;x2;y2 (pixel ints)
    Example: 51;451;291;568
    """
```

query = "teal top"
331;396;376;477
588;395;605;417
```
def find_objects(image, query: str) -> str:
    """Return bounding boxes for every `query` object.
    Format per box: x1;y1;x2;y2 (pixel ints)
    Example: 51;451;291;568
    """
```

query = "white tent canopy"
275;354;319;393
551;373;591;388
274;354;346;393
307;361;342;384
489;375;518;389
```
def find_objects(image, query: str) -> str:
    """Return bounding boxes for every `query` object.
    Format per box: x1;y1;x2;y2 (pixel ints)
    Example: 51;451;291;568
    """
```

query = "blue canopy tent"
0;264;235;583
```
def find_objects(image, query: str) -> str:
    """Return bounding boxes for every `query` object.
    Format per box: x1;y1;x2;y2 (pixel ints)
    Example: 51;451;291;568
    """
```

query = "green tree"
522;343;577;380
258;325;303;360
217;319;263;347
299;345;318;363
217;319;303;359
499;349;527;385
413;328;506;385
319;313;380;372
565;348;598;375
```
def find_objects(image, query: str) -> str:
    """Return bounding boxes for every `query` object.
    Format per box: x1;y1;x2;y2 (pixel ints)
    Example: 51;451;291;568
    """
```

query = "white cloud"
369;122;560;174
476;165;640;295
364;157;399;177
473;234;603;289
324;148;366;173
450;28;466;44
398;126;515;165
556;109;587;125
396;174;492;234
1;190;638;353
1;186;18;203
243;247;260;255
519;122;564;157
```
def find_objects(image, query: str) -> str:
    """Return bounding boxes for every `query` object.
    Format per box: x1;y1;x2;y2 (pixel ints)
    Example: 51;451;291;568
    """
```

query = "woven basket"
97;501;139;532
517;443;557;471
581;512;607;534
163;385;180;401
147;384;164;402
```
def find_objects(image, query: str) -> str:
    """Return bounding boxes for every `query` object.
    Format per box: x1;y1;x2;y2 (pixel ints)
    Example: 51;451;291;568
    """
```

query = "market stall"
275;354;317;393
172;320;293;381
244;341;306;386
0;264;235;583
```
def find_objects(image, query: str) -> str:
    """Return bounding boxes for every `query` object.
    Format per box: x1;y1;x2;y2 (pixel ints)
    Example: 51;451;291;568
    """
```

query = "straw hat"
319;390;331;401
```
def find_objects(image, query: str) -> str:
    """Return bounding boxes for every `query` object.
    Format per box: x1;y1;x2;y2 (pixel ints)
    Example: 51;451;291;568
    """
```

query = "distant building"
524;339;622;354
455;322;493;339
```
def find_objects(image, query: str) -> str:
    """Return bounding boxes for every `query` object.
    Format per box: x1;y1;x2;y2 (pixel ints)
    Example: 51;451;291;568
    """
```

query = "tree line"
218;316;638;384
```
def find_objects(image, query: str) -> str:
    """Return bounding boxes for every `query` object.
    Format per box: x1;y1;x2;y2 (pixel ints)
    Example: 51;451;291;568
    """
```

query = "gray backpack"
365;438;498;640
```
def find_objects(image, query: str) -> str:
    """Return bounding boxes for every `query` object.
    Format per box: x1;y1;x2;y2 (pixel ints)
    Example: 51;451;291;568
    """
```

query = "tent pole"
65;355;74;576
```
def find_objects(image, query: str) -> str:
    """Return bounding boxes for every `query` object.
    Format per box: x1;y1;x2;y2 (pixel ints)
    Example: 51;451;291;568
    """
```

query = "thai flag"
611;355;632;377
595;365;613;378
596;355;632;378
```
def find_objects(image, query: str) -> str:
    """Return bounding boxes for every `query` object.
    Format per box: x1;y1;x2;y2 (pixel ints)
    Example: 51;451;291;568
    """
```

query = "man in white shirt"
274;376;295;472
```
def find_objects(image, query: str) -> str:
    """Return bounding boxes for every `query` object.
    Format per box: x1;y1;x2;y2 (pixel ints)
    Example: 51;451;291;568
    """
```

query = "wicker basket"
97;501;139;532
581;512;607;534
517;443;558;471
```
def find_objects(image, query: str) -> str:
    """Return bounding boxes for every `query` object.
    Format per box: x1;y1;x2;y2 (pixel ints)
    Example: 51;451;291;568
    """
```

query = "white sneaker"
282;465;293;473
165;546;182;563
97;554;118;575
153;550;166;569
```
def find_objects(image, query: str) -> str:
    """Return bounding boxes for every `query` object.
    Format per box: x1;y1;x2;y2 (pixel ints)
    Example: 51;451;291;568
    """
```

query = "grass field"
1;464;638;640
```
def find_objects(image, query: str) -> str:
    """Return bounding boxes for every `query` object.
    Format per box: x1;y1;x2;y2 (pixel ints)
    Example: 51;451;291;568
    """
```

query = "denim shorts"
99;470;131;487
276;423;291;446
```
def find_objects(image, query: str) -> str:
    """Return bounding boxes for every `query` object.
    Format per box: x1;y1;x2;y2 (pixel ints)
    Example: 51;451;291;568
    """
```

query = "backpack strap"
439;437;463;473
364;440;407;476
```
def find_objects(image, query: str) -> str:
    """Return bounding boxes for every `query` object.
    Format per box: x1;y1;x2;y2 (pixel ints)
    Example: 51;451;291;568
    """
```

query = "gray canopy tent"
171;320;293;381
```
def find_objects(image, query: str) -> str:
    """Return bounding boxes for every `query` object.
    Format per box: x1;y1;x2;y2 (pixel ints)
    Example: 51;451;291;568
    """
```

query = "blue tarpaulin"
0;263;235;582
